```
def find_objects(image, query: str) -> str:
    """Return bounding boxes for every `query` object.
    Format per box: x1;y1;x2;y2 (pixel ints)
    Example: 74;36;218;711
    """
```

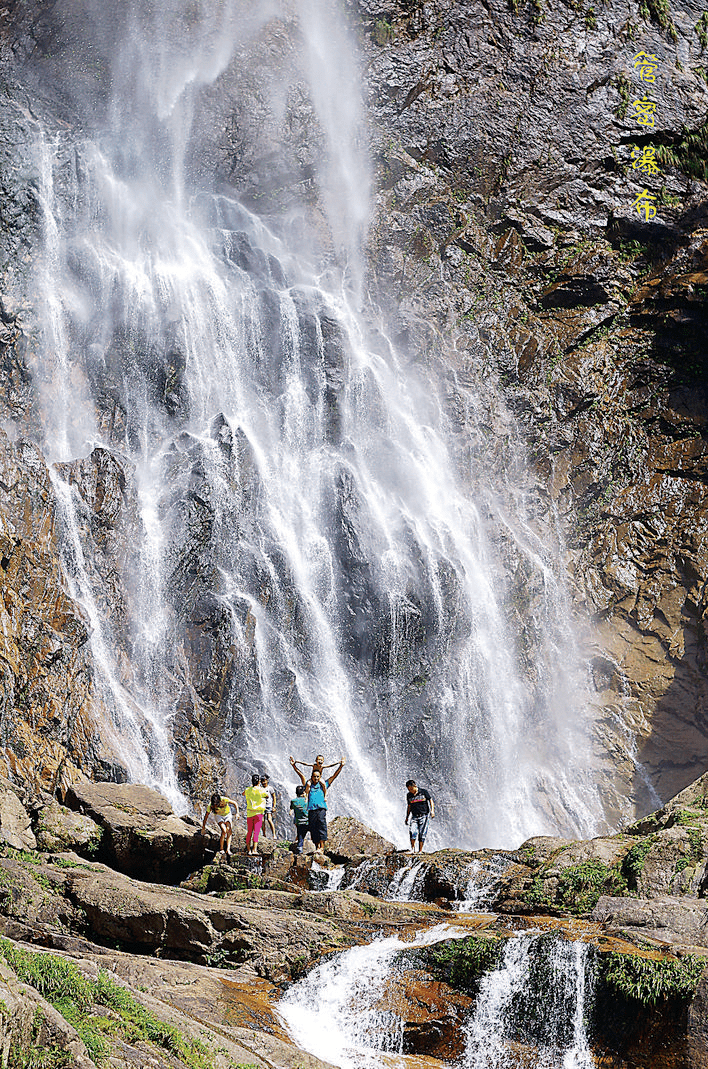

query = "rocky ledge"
1;774;708;1066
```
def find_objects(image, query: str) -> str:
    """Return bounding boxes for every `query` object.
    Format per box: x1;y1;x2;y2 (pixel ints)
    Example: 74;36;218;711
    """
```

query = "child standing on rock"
243;774;268;855
200;793;240;857
290;784;310;854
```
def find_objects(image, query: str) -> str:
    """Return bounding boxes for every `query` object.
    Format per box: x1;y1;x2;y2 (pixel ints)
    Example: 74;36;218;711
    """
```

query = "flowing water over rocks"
278;923;597;1069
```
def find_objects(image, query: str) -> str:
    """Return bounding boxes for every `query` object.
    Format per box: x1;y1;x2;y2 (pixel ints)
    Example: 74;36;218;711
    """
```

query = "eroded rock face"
64;781;205;881
0;432;130;794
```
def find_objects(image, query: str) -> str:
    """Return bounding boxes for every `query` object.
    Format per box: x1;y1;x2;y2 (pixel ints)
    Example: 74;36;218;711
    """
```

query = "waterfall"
278;928;596;1069
278;923;465;1066
464;933;595;1069
21;0;607;845
454;855;512;912
385;860;426;902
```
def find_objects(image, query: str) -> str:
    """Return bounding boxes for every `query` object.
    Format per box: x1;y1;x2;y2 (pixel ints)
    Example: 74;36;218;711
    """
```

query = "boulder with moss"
33;800;103;856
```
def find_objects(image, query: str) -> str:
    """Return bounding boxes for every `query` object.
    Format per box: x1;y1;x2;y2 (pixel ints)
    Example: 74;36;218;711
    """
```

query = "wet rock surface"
0;775;704;1066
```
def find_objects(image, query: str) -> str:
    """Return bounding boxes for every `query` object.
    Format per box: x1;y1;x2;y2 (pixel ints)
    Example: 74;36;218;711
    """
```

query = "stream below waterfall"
278;919;596;1069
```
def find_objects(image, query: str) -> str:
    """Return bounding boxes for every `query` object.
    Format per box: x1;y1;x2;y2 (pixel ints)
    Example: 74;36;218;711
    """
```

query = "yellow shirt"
243;785;268;817
212;796;237;820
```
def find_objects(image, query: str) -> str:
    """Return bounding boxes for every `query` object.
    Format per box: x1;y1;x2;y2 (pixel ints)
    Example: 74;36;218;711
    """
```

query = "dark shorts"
409;813;429;842
308;807;328;842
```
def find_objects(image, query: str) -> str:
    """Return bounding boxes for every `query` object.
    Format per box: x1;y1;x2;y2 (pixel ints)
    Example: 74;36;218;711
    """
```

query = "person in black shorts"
405;779;435;852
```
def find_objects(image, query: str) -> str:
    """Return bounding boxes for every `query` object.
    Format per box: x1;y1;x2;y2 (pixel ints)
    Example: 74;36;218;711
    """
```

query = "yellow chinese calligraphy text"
632;97;657;127
631;145;660;175
633;189;657;221
632;52;660;82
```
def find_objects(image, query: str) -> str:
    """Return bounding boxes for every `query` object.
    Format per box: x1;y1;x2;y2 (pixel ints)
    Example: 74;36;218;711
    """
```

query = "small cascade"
279;926;596;1069
343;857;387;893
455;854;512;912
278;923;463;1067
310;859;346;892
464;933;595;1069
385;861;426;902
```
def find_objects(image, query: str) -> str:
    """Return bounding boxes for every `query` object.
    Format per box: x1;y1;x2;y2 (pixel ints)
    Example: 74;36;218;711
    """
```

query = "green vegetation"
525;858;628;914
585;6;597;27
616;238;649;263
675;827;705;875
51;857;93;871
424;935;505;994
613;74;631;120
673;809;704;827
9;1011;75;1069
697;11;708;47
0;940;214;1068
600;951;707;1004
638;0;677;38
373;18;394;44
621;836;655;888
657;186;682;208
517;843;537;867
0;847;42;866
657;120;708;181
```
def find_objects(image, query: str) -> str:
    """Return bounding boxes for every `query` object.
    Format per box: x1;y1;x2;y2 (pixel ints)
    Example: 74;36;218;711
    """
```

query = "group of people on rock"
199;755;435;858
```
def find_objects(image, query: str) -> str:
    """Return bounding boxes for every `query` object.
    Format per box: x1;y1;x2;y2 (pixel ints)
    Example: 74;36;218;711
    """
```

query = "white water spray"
26;0;606;842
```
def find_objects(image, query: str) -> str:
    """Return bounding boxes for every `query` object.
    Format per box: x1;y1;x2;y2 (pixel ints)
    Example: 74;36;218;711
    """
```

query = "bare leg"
266;814;276;838
219;824;226;853
225;822;232;856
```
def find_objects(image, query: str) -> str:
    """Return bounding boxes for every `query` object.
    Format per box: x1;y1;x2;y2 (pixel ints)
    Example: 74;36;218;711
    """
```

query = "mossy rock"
34;802;103;857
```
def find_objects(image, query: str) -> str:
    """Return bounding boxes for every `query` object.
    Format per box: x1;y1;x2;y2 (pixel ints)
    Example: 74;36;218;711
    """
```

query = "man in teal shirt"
290;756;346;854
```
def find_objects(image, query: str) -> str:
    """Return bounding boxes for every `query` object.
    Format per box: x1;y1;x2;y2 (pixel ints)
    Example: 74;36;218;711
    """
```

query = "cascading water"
278;927;596;1069
385;860;426;902
464;933;595;1069
23;0;609;845
278;923;465;1067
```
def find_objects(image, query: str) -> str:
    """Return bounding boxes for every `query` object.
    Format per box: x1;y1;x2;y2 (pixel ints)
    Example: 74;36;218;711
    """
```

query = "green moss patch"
621;837;656;889
599;951;707;1005
657;122;708;182
418;934;505;994
525;859;628;915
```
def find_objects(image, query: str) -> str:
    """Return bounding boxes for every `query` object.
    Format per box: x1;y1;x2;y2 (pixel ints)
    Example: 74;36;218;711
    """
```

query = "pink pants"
246;814;263;846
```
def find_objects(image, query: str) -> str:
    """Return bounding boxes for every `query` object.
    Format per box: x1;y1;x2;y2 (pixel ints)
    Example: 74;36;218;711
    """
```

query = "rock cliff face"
349;0;708;810
0;0;704;830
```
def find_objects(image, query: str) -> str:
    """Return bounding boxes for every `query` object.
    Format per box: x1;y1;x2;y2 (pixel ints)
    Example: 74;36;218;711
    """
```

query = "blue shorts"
409;814;429;842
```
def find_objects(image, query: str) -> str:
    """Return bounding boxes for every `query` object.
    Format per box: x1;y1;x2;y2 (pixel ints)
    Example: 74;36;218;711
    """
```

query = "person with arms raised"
289;757;346;855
